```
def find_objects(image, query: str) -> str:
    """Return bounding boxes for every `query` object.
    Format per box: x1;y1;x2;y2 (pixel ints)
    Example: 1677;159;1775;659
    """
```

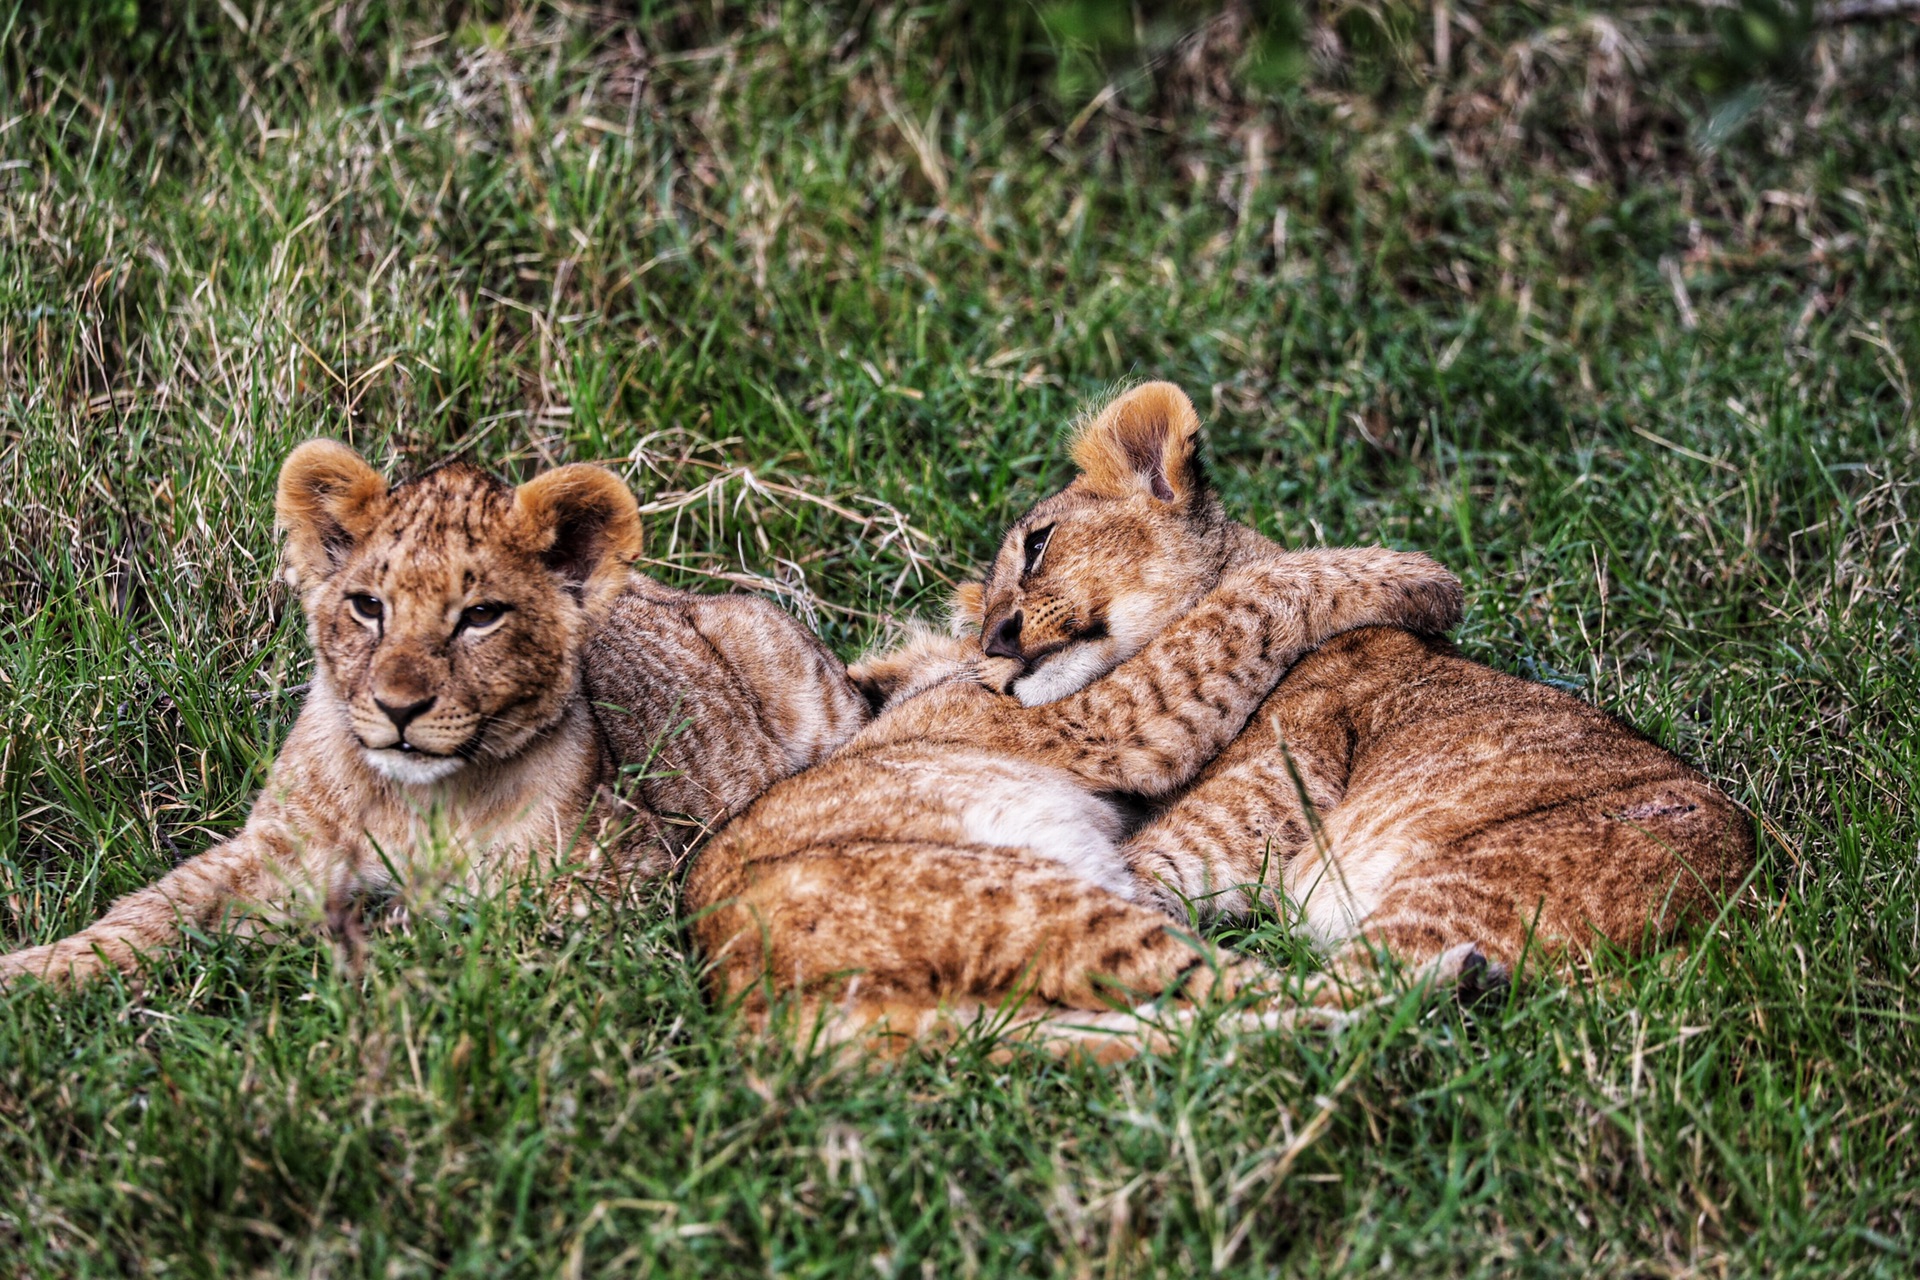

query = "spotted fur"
973;384;1757;1004
684;384;1464;1061
0;443;866;990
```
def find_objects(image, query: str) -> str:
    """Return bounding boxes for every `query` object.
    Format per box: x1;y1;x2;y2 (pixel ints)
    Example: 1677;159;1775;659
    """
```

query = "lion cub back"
587;582;869;861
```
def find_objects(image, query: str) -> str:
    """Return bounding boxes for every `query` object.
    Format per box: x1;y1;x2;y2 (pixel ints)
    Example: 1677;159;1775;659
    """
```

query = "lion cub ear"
946;581;987;635
847;626;980;716
512;464;642;612
845;647;914;717
844;584;989;714
276;440;388;589
1069;381;1205;504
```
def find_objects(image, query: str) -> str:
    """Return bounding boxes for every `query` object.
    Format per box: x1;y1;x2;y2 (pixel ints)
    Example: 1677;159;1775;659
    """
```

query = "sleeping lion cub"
966;382;1756;1002
683;392;1465;1059
0;442;865;990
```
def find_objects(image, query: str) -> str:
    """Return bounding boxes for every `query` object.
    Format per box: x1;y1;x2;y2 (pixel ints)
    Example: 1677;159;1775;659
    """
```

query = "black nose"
984;611;1024;661
375;695;435;733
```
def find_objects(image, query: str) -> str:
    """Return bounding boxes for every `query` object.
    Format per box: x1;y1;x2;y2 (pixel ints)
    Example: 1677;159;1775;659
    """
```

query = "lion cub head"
960;381;1233;706
275;442;642;787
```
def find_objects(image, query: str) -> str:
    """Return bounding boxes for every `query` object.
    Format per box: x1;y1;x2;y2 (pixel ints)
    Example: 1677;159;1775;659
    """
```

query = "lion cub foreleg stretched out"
1;443;866;991
970;382;1755;1003
684;390;1463;1059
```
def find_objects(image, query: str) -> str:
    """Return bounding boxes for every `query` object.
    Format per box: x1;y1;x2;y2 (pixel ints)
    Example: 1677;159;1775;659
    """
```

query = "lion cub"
967;382;1756;1000
1;443;865;990
683;393;1464;1059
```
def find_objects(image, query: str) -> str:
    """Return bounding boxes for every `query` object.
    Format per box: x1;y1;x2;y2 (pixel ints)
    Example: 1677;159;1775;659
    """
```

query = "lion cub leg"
708;842;1260;1054
0;822;330;990
1121;688;1357;921
1002;549;1462;800
1318;775;1752;991
1280;774;1751;1017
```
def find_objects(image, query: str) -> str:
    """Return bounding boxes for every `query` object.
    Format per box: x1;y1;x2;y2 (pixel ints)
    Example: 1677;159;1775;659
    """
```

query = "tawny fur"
0;443;866;990
962;383;1756;1007
685;384;1465;1061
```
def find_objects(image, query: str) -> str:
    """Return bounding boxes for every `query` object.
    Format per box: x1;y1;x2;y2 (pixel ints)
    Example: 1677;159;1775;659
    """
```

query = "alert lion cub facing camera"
963;383;1755;1001
684;392;1465;1060
0;443;866;990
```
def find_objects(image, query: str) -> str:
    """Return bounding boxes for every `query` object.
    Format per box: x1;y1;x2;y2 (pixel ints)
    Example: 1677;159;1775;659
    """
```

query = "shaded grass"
1;2;1916;1275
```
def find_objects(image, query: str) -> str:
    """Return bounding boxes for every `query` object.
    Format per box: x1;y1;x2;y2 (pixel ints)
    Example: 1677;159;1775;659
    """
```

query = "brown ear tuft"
1068;381;1205;503
848;626;979;715
512;464;642;612
946;581;987;635
276;440;388;588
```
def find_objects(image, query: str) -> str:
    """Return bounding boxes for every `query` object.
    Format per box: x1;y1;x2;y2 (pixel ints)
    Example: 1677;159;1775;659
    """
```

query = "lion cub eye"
456;602;510;635
1021;525;1054;577
347;594;384;624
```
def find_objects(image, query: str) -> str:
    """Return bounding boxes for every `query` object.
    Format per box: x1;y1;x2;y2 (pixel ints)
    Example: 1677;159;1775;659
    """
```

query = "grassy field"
1;1;1915;1274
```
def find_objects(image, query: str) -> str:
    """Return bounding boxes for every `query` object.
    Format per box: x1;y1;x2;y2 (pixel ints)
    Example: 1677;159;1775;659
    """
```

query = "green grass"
2;2;1916;1274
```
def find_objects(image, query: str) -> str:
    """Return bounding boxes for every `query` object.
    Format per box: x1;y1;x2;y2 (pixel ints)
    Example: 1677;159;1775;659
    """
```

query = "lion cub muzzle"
982;599;1124;708
344;641;486;785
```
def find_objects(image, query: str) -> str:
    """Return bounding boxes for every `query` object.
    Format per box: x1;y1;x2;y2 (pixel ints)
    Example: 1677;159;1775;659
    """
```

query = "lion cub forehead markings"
1020;488;1098;526
374;467;512;558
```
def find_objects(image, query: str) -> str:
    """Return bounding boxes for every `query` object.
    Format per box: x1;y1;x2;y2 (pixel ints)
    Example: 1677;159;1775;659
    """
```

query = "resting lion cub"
684;393;1464;1059
0;442;865;990
967;383;1755;1000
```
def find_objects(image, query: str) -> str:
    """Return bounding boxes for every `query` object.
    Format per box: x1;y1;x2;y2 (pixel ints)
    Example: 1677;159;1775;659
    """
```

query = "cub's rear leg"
1120;717;1512;1016
1321;775;1753;988
760;995;1227;1067
1120;696;1351;921
701;842;1263;1056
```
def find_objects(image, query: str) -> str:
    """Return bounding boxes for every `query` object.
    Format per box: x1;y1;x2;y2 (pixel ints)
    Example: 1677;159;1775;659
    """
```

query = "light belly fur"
955;763;1135;900
1281;806;1426;949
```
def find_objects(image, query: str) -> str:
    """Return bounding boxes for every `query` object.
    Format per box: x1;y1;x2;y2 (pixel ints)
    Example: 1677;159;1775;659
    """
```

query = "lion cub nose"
374;694;436;734
984;611;1025;661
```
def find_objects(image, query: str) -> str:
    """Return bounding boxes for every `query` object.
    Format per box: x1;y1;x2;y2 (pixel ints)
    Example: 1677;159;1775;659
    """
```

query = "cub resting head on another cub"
908;381;1755;1009
688;384;1465;1060
0;444;866;991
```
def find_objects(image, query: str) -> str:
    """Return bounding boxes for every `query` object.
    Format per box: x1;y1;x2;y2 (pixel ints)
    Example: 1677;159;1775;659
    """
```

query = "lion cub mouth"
363;744;467;787
1009;643;1126;708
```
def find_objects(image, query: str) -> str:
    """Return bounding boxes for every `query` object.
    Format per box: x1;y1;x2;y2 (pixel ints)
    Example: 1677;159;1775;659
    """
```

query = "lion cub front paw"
0;943;114;994
1431;941;1510;1006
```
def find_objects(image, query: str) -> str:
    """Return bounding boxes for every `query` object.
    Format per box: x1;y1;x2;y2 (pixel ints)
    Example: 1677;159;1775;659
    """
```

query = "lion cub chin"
364;750;467;788
1;443;868;992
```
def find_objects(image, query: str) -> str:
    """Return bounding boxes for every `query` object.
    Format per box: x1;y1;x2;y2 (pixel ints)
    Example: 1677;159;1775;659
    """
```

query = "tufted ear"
847;626;981;716
947;581;987;635
1068;381;1206;505
276;440;388;589
512;464;642;612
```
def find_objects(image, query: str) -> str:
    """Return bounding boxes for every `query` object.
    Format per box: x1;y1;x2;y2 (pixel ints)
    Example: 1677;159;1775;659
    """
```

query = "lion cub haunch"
0;443;866;991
